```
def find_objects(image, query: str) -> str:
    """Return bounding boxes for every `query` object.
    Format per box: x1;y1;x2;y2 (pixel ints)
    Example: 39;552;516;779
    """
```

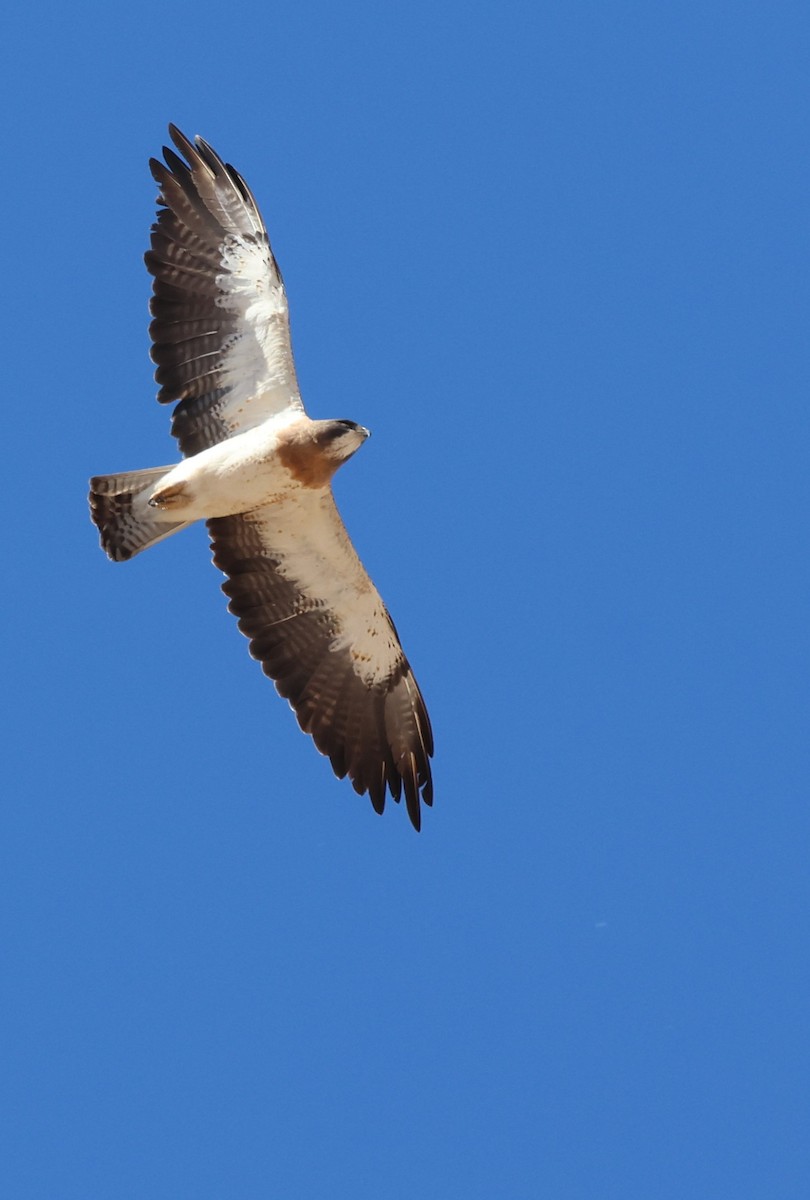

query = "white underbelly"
143;425;300;522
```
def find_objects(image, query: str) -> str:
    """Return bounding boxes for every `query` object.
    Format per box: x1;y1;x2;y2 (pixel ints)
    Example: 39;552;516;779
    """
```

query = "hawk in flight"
89;126;433;829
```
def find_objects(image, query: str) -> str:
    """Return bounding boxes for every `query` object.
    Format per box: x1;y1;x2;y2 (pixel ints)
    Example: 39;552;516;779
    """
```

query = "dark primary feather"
208;512;433;830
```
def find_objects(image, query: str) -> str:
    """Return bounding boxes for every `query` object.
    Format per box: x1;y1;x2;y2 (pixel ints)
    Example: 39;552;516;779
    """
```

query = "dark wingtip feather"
400;753;420;831
367;764;387;816
167;123;197;163
148;156;167;186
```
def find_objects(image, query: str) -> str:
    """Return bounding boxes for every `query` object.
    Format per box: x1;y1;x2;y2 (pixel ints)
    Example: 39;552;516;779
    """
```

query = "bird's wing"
145;124;303;456
208;493;433;829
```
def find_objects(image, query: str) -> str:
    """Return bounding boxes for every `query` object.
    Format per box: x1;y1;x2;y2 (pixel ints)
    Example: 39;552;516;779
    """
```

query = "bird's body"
140;414;368;524
89;126;433;828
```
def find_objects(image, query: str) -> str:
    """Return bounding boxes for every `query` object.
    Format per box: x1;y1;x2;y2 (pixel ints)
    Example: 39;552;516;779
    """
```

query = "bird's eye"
324;422;351;441
326;420;358;439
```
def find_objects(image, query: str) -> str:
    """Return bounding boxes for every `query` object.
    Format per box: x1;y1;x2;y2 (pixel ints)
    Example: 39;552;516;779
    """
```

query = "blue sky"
2;1;809;1196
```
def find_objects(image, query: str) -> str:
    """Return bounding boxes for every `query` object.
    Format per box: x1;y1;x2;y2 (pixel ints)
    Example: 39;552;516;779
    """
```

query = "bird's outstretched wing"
146;124;303;456
208;494;434;830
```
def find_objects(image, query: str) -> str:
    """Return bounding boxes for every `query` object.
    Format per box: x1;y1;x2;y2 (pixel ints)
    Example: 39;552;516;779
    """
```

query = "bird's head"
316;419;371;464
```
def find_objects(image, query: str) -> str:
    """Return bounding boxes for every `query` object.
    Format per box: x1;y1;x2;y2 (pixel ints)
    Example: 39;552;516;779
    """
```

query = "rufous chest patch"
276;431;338;489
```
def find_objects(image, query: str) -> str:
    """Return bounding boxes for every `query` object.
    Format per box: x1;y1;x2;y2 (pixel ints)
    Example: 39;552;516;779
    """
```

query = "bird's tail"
89;466;191;561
